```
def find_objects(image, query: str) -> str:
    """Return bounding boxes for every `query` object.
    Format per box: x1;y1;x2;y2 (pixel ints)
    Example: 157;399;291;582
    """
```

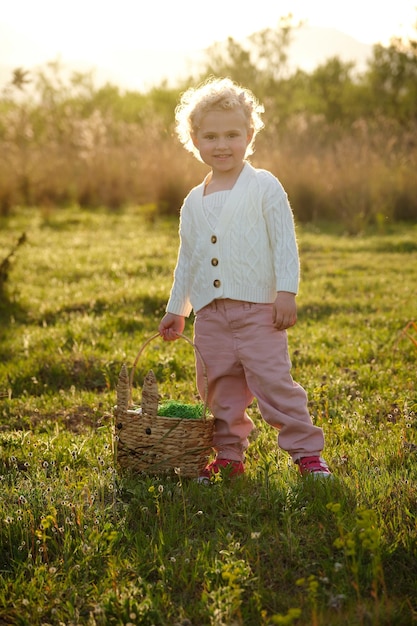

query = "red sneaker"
297;456;332;478
197;459;245;484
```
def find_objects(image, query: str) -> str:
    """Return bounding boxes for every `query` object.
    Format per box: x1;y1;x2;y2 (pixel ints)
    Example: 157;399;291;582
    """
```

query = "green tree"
196;15;299;98
198;36;259;88
306;57;358;123
364;33;417;122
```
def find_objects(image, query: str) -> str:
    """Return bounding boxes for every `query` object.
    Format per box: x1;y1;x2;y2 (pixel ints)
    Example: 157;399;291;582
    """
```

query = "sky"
2;0;417;90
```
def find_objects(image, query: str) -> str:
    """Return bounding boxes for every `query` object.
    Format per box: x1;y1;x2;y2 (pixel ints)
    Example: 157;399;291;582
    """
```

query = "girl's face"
192;108;253;176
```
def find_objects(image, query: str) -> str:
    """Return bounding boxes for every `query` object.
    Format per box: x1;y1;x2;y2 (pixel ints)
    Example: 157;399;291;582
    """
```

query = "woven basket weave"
114;333;214;477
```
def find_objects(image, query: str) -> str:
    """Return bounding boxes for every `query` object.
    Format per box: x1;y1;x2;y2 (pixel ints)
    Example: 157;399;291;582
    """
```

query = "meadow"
0;207;416;625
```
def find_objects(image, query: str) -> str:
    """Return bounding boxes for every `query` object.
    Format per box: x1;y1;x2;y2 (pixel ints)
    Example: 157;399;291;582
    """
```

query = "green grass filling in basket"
157;400;205;419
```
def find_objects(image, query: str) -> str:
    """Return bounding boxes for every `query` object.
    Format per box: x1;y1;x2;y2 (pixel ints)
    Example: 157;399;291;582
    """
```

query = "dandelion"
170;556;176;562
42;461;49;468
18;495;27;504
158;484;164;494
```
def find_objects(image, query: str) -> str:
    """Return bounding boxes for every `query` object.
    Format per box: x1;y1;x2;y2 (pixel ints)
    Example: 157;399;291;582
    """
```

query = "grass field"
0;207;416;625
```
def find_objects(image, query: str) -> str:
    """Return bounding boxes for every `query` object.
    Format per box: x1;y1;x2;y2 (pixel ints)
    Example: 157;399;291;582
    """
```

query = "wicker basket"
114;333;215;478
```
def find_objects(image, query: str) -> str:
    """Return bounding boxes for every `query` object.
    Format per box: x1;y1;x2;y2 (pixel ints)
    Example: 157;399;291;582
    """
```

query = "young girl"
158;77;331;481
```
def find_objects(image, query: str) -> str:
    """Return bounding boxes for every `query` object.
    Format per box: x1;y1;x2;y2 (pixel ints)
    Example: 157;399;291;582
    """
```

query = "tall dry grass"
1;96;416;231
254;116;417;231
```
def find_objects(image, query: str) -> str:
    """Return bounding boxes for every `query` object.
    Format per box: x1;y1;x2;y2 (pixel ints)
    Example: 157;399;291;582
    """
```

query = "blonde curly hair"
175;76;265;161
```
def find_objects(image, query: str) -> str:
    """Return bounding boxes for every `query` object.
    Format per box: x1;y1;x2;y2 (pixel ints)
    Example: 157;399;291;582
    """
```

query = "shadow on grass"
297;301;377;321
372;240;417;254
38;293;167;328
6;354;122;398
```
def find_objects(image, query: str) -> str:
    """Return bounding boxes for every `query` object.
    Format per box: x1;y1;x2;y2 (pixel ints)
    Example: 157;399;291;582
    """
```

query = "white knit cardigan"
166;162;300;317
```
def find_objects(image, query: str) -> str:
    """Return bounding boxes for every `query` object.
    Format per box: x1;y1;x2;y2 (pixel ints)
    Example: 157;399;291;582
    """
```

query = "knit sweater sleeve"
165;200;194;317
260;171;300;294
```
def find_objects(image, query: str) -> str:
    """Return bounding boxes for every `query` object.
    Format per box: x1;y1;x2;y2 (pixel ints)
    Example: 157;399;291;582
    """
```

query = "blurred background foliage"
0;16;416;231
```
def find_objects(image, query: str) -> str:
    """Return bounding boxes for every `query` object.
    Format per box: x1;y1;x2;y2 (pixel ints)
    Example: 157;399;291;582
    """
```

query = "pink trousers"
193;299;325;463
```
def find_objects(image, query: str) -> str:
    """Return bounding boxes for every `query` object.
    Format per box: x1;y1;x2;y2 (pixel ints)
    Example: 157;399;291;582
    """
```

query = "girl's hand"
158;313;185;341
272;292;297;330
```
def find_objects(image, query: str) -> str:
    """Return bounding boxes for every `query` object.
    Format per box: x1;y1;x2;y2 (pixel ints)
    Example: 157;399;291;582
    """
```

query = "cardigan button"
213;279;221;288
211;235;217;244
211;258;218;266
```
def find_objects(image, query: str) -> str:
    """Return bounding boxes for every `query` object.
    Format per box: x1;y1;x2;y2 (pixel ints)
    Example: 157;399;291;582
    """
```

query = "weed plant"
0;207;416;625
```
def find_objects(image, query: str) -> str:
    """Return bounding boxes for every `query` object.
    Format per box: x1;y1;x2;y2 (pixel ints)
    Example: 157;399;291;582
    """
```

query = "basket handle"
129;332;210;419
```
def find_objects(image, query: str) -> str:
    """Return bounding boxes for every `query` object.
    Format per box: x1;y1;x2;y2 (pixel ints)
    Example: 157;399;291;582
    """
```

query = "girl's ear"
191;133;199;148
247;128;254;144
